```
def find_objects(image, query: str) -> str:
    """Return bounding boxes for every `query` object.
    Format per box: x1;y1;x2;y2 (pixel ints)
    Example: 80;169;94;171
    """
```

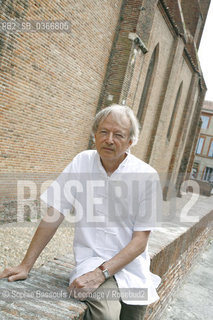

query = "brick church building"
0;0;211;218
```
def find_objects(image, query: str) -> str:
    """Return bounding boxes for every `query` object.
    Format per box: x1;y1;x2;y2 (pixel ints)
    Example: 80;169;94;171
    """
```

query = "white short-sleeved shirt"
40;150;162;305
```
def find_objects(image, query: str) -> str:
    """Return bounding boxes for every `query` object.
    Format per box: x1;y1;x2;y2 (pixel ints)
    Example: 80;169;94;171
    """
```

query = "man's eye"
115;134;124;138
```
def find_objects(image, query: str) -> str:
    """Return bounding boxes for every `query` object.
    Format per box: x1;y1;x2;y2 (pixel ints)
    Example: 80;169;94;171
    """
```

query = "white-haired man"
0;105;162;320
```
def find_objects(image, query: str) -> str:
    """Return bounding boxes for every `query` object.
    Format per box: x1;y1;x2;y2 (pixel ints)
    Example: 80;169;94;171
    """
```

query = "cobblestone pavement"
0;221;75;271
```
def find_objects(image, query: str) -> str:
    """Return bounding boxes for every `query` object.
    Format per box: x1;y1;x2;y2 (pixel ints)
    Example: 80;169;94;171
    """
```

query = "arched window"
137;44;159;123
167;82;183;141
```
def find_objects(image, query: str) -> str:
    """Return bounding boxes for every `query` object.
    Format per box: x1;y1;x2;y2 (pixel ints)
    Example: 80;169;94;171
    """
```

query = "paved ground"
161;239;213;320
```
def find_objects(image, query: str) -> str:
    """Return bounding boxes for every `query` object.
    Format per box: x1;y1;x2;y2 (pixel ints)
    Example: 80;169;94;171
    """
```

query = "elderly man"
0;104;162;320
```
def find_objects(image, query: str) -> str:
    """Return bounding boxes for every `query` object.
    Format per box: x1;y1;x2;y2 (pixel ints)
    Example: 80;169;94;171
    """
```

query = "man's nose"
105;132;114;144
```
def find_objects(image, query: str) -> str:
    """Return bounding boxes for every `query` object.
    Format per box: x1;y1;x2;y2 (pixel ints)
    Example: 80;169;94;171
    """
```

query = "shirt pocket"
95;227;121;253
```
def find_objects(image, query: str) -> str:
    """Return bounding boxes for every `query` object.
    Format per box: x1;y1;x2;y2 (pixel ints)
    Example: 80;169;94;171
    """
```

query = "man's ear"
128;139;133;148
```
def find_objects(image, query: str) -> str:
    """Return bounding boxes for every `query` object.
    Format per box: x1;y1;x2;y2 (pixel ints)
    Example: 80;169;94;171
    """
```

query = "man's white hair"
92;104;140;146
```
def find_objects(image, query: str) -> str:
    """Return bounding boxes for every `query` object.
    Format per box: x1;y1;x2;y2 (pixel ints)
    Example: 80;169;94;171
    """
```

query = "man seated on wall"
0;104;162;320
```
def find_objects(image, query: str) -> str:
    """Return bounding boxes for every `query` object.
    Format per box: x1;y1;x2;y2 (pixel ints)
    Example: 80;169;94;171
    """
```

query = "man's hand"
0;264;29;282
68;268;105;300
0;207;64;283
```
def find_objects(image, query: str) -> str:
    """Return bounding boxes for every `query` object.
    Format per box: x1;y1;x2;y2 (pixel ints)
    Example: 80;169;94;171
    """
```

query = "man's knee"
83;277;121;320
84;300;121;320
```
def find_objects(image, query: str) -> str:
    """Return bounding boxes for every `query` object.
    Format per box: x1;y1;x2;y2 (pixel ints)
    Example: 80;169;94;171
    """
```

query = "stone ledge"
0;255;87;320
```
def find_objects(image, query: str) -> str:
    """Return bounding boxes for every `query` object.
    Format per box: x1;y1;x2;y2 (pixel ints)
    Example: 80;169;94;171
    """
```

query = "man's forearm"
69;231;150;293
21;207;64;271
101;231;150;276
0;207;64;282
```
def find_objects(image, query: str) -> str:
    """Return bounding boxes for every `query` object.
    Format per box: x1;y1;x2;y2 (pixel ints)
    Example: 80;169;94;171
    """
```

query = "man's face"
95;113;132;166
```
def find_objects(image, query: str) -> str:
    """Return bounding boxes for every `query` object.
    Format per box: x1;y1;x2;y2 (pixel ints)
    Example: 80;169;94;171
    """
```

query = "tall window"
203;167;213;182
137;44;159;123
201;115;210;129
167;82;183;140
208;140;213;157
196;137;205;154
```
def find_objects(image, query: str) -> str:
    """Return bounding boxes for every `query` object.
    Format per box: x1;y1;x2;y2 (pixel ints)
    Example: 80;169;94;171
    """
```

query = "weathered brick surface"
1;0;122;175
145;209;213;319
0;254;87;319
0;0;122;216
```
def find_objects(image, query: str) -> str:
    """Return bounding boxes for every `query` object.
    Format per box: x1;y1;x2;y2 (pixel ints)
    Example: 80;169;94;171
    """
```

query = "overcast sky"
198;1;213;102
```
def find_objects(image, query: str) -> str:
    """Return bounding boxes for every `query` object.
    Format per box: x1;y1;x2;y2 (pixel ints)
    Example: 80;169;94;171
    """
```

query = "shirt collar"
95;151;130;175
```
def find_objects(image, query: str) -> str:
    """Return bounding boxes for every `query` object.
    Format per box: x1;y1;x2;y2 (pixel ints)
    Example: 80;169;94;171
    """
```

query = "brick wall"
176;89;206;193
0;0;122;215
145;209;213;319
96;0;144;110
1;0;122;175
132;3;177;162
